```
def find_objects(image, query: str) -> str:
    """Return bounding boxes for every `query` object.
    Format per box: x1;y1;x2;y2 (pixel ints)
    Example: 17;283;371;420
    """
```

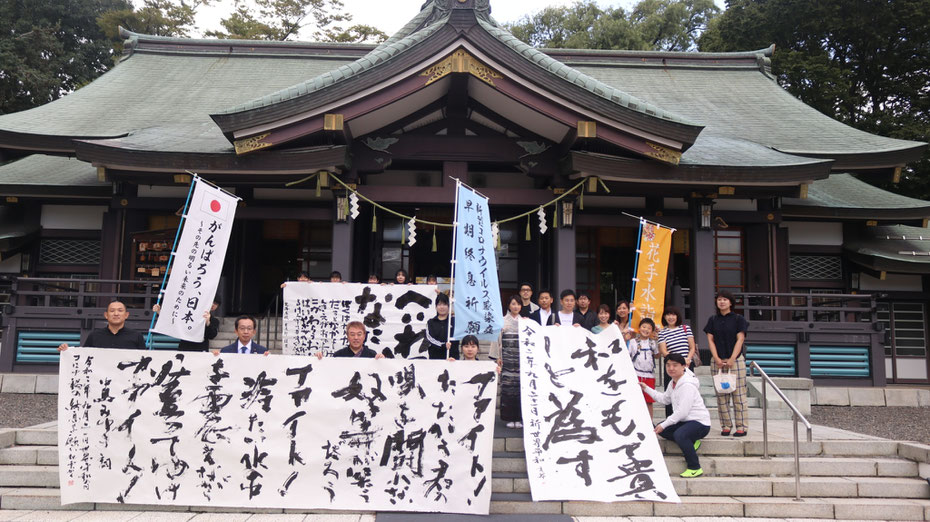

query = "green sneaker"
680;468;704;478
693;440;702;452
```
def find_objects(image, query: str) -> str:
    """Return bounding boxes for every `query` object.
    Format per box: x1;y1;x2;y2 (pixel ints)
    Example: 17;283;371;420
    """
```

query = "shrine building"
0;0;927;384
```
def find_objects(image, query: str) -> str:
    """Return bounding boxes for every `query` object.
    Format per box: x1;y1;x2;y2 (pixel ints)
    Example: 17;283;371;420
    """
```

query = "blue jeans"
660;420;710;470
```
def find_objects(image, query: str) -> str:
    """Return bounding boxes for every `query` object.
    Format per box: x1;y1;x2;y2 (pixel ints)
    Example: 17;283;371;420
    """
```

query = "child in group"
460;334;479;361
629;317;659;420
591;304;612;333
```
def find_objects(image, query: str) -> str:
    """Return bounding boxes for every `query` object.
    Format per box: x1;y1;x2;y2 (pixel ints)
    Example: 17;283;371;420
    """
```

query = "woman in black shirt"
419;293;459;359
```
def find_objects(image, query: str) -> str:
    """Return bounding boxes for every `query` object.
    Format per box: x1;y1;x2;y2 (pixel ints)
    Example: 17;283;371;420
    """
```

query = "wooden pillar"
332;203;354;280
689;200;715;361
553;225;576;296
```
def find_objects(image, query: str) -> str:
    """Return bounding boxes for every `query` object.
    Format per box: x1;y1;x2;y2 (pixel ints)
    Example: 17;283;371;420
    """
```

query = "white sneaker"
514;422;523;429
506;421;517;429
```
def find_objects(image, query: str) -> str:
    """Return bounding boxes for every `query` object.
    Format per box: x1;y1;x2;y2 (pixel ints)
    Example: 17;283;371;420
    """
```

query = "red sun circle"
210;200;221;212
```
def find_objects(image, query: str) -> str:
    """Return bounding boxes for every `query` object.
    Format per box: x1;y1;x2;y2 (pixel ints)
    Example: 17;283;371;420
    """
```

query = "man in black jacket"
316;321;385;359
58;300;145;351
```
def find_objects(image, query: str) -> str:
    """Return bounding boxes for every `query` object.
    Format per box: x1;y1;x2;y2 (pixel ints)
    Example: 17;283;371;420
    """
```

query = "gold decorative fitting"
96;166;107;182
173;174;192;184
552;188;567;195
719;186;735;196
767;213;775;221
324;114;344;131
799;183;809;199
923;218;929;228
234;132;272;155
577;121;597;138
420;49;502;87
866;220;878;227
893;166;902;183
644;142;681;165
5;196;18;203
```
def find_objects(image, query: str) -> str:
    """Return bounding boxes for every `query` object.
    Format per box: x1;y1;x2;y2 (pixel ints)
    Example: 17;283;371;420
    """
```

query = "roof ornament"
420;0;492;26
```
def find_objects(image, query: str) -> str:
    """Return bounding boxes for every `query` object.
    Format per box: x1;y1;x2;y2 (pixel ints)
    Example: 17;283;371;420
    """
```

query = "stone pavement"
0;513;900;521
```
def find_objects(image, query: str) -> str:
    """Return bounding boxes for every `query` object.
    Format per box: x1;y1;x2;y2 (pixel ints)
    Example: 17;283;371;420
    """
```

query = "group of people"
57;276;749;481
493;283;750;478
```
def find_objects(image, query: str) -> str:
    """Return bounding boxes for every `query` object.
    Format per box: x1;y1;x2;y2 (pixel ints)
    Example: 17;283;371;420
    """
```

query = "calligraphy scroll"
58;348;497;514
451;183;503;341
518;320;679;503
282;282;437;358
153;178;237;342
630;222;673;328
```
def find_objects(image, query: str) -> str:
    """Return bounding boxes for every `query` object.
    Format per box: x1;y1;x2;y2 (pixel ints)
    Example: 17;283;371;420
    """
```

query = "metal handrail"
748;360;813;502
260;292;281;349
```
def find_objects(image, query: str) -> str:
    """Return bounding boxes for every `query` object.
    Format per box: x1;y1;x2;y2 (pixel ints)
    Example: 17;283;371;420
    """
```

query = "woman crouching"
640;352;711;478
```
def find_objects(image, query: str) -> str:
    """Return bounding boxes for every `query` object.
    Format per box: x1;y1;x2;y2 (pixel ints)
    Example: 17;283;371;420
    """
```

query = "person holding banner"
490;295;523;429
393;269;409;285
554;289;585;327
704;291;750;437
419;293;459;360
641;352;711;478
576;292;596;330
629;317;660;420
152;296;220;352
316;321;385;359
518;283;539;318
58;300;145;351
528;290;556;326
614;300;636;342
217;316;269;355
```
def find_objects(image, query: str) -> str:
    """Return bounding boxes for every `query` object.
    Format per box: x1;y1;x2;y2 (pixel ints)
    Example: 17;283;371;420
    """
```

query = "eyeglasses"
237;326;254;331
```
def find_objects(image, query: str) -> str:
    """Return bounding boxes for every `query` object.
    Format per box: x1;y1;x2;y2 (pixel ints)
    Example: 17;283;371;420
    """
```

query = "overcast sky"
196;0;726;39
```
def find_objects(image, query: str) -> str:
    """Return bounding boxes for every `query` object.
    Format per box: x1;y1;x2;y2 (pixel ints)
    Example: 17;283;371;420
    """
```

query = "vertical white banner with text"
519;320;680;503
153;179;236;342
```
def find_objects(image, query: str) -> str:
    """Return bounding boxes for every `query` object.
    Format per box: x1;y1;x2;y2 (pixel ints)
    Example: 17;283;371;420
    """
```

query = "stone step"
0;446;57;466
0;465;58;487
490;472;929;498
1;488;928;518
12;429;56;447
488;493;930;519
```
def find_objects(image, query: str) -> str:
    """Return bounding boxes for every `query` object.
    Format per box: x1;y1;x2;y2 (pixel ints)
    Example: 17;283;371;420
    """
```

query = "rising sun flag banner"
152;177;238;342
451;181;503;341
630;220;674;329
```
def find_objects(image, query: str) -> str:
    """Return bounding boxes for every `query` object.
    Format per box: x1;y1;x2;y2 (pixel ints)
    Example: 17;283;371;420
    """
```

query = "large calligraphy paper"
451;183;503;341
152;178;237;342
518;320;679;503
283;282;437;358
630;222;673;328
58;349;497;514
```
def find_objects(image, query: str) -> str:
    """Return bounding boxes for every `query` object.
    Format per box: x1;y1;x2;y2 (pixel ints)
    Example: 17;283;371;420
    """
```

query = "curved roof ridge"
544;45;774;61
217;19;448;115
118;27;375;54
476;18;696;126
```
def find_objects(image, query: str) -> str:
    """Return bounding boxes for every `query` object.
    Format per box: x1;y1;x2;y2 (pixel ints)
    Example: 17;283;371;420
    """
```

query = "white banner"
283;282;438;358
153;178;237;342
59;349;497;514
519;320;679;503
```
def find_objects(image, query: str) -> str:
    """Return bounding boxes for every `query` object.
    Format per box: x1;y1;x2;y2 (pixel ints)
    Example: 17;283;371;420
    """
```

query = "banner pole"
629;218;645;307
146;175;199;350
447;178;461;358
621;211;677;232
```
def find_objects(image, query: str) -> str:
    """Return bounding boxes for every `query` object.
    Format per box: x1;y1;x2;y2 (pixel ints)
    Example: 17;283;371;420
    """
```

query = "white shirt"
558;311;575;326
237;341;254;354
538;308;552;325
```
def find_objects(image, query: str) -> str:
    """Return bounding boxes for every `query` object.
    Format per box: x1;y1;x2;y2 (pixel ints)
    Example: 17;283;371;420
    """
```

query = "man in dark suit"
315;321;385;359
216;315;269;355
554;289;585;327
528;290;556;326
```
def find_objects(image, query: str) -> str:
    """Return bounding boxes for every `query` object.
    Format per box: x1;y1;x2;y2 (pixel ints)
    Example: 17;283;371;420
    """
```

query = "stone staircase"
2;421;929;518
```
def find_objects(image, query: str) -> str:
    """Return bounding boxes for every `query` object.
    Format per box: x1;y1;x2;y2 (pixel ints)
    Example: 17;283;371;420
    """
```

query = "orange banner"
631;223;673;329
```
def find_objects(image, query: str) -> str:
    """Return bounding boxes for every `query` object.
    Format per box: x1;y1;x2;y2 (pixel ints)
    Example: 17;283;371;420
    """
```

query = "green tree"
206;0;386;43
506;0;719;52
0;0;133;114
699;0;930;198
98;0;211;39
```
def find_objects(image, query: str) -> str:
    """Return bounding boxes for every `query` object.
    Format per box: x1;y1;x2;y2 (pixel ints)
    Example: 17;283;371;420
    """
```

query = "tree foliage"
0;0;132;114
699;0;930;199
206;0;387;43
98;0;209;39
507;0;720;52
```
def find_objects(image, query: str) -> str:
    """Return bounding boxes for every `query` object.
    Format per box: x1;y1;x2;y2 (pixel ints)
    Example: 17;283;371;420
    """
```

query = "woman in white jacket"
641;352;711;478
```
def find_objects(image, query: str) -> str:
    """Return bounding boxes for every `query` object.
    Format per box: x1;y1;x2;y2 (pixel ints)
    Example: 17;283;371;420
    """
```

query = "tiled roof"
846;225;930;269
784;174;930;216
0;155;103;186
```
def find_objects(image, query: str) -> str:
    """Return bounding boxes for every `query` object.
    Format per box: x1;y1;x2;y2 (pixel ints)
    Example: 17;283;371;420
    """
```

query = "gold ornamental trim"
645;142;682;165
420;49;503;87
234;132;272;155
